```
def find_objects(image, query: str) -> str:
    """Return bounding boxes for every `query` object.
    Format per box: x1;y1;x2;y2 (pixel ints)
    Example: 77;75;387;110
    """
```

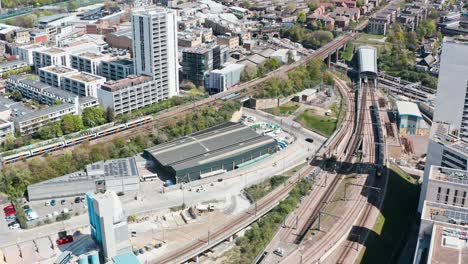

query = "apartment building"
70;52;107;75
100;58;134;81
16;44;47;65
6;75;98;107
12;103;77;135
98;75;168;115
61;72;106;98
32;47;69;71
39;65;78;88
132;8;179;97
0;60;29;75
414;165;468;264
368;14;391;35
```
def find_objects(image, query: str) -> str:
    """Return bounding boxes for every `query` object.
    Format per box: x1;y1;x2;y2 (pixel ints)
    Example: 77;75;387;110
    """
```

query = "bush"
44;218;52;224
127;214;138;223
56;213;71;222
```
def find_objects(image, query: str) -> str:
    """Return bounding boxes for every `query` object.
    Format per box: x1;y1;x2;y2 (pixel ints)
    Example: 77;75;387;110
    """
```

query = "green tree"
297;11;307;24
61;114;84;134
10;90;23;102
67;1;78;11
106;107;115;122
82;107;106;128
356;0;364;7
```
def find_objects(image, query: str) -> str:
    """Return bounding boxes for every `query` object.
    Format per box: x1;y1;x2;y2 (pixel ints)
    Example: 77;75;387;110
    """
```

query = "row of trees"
281;26;334;49
0;101;241;201
257;58;334;98
229;179;312;263
34;107;111;140
2;66;32;78
240;58;282;83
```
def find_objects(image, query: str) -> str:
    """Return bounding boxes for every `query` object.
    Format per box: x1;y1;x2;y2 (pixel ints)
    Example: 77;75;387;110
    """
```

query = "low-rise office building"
98;75;167;115
181;45;229;85
28;158;140;201
205;63;245;94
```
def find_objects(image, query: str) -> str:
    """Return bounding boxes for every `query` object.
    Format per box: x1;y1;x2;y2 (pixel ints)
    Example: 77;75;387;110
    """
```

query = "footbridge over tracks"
356;46;378;87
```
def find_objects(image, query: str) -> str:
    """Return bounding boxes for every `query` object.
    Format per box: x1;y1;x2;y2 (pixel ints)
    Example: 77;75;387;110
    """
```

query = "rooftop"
0;60;28;68
39;65;77;75
357;46;378;74
41;47;67;55
430;122;468;155
66;72;105;83
29;158;139;186
396;101;422;118
38;13;69;24
144;122;276;172
210;63;245;74
429;224;468;264
12;103;75;123
76;51;107;60
101;75;153;92
430;166;468;185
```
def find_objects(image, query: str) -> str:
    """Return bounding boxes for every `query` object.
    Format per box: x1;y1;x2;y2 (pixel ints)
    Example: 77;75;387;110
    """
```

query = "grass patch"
244;176;288;202
225;179;312;264
297;109;337;137
359;163;419;264
263;102;300;116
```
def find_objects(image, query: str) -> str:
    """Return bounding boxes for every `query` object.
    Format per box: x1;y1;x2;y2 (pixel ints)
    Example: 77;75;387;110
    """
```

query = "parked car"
26;211;38;221
50;200;56;206
44;201;50;206
22;205;30;210
8;222;19;230
57;235;74;245
80;197;85;203
5;215;16;221
61;199;66;205
24;208;33;214
273;248;284;257
196;186;205;192
3;205;14;212
305;138;314;143
74;197;81;203
5;209;16;216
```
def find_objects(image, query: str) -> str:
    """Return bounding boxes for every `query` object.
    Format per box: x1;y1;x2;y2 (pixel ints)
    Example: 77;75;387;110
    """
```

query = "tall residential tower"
418;37;468;212
131;8;179;97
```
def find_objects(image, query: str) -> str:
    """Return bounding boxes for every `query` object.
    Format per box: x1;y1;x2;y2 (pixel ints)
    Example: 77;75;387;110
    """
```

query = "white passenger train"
1;116;153;165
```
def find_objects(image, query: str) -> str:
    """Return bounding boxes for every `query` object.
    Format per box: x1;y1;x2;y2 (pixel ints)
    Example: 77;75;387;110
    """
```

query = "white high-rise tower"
132;8;179;97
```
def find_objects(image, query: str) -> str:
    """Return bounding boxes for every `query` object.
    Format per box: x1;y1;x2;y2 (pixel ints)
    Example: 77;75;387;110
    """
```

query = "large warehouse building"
144;122;278;183
27;158;140;201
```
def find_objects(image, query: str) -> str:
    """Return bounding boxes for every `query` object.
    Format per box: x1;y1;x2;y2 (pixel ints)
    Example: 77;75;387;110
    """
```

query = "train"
1;116;153;165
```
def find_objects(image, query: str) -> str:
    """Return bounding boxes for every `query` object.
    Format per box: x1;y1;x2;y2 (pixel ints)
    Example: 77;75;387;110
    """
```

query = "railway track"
292;83;367;246
154;165;316;264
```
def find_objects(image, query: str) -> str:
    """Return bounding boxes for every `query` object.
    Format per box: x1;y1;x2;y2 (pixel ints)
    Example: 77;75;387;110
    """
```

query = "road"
0;109;325;250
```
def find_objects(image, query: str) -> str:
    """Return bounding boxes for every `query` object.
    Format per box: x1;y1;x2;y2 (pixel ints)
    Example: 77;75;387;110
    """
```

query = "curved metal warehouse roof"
396;101;422;118
357;46;378;74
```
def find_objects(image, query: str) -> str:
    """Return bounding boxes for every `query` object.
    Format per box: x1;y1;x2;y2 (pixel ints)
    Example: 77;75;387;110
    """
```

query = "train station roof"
144;122;276;172
357;46;378;75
